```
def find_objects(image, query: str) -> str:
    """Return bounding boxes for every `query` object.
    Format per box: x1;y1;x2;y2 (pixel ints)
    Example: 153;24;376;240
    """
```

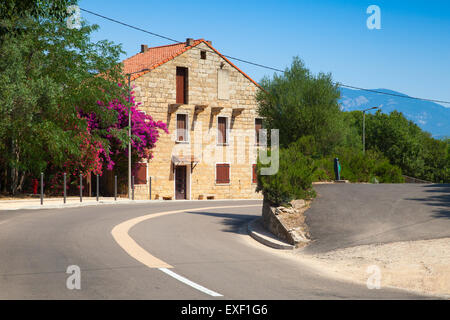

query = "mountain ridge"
339;88;450;139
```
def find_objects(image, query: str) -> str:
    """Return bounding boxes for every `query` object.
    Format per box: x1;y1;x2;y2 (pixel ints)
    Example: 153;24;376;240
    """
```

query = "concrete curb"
0;198;262;211
247;218;294;250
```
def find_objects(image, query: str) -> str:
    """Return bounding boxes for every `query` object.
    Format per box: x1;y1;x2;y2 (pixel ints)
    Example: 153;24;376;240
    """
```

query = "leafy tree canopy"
257;57;347;155
0;2;130;193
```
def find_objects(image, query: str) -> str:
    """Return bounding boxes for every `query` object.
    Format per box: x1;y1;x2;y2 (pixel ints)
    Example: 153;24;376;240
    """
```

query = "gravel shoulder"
305;237;450;297
268;183;450;298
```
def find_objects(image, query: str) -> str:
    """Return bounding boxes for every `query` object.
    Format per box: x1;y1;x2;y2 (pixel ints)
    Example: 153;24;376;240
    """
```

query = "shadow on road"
183;210;258;234
407;184;450;219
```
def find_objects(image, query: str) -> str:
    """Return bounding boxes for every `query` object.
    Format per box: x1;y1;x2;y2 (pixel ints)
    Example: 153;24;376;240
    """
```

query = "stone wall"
261;198;311;246
261;199;296;245
131;42;263;200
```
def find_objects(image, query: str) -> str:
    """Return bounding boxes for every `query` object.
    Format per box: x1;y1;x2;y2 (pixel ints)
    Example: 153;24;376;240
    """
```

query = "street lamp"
126;68;149;199
361;106;380;154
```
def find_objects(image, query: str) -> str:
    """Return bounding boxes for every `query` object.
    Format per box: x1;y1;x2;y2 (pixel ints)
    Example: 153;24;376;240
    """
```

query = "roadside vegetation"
0;0;167;195
256;57;449;205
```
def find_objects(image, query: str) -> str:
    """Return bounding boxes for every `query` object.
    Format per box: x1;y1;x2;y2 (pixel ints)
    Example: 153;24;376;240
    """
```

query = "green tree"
0;7;127;194
352;110;449;183
0;0;76;39
256;57;345;155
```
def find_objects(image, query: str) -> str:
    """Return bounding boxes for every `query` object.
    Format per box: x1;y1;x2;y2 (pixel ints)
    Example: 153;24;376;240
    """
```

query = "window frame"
175;112;190;143
215;162;231;185
216;115;229;146
134;161;148;185
176;66;188;104
254;117;263;146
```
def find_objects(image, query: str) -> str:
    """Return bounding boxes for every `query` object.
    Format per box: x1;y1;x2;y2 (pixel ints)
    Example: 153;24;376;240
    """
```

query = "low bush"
314;147;404;183
256;144;316;206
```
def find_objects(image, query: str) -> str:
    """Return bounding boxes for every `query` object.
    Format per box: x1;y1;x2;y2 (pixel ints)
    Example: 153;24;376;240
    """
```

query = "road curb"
247;218;294;250
0;199;262;211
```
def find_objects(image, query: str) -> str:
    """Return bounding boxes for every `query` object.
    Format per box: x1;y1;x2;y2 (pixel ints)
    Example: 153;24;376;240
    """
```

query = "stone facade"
130;41;263;200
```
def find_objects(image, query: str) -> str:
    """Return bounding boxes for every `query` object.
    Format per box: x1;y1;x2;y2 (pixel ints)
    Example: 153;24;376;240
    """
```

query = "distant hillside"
339;88;450;139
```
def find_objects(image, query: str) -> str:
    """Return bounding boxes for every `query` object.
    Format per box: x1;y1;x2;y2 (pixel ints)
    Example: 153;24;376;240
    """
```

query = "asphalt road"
305;183;450;253
0;197;427;299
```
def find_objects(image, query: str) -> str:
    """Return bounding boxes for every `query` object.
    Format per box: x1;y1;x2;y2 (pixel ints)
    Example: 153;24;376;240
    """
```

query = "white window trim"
216;115;230;146
175;112;190;143
215;162;231;185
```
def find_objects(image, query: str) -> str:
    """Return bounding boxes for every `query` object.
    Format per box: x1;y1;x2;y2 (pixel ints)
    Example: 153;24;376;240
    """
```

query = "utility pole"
126;68;149;199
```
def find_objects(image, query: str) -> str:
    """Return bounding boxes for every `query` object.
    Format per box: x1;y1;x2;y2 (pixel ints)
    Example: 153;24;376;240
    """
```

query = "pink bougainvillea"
81;87;168;175
44;85;168;196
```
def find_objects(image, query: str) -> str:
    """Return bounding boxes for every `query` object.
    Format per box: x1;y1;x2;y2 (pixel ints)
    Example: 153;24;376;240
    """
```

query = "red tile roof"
123;39;261;88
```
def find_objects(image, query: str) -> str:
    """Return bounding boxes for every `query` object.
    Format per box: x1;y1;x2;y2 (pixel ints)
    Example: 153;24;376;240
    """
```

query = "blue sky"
79;0;450;106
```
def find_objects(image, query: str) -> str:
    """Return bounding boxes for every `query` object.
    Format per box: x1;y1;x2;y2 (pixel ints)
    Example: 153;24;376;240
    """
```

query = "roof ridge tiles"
123;39;261;89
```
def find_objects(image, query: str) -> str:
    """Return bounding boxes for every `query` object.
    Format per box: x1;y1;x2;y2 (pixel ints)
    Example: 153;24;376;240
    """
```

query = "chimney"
186;38;194;47
141;44;148;53
206;40;212;46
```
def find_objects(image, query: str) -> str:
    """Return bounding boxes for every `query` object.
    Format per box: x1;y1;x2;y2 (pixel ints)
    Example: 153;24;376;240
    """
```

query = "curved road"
0;198;427;299
305;183;450;254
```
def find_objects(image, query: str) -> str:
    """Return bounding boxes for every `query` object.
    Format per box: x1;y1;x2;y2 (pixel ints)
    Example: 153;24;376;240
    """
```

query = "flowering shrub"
46;86;168;195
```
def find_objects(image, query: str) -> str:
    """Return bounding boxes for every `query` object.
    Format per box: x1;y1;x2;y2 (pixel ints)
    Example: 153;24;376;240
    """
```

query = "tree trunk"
17;171;25;193
10;140;20;195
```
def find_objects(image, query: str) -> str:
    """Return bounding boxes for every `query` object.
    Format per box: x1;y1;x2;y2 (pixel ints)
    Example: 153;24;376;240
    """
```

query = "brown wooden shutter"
255;118;262;145
177;114;187;141
216;164;230;184
176;67;188;104
252;164;257;184
135;163;147;184
218;117;227;144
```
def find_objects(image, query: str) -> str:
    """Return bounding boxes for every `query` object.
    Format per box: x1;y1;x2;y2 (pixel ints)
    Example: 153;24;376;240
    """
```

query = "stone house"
123;38;264;200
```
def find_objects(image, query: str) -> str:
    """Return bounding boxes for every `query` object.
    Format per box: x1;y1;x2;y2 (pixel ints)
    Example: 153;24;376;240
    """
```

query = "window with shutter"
135;163;147;184
176;114;188;142
217;117;227;145
252;164;257;184
255;118;263;145
176;67;188;104
216;164;230;184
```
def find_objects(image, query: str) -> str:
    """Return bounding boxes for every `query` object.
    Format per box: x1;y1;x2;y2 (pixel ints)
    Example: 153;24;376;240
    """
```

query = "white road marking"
111;204;261;297
159;267;223;297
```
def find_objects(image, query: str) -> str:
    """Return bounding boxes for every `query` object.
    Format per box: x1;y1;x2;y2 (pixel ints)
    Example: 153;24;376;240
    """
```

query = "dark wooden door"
176;67;187;104
175;166;187;200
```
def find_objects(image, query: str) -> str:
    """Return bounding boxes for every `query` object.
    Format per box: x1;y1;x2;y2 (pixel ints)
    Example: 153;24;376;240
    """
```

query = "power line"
339;84;450;105
80;8;284;73
80;8;450;105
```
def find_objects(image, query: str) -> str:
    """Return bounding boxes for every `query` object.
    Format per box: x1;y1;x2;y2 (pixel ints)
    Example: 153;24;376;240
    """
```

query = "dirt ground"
308;237;450;297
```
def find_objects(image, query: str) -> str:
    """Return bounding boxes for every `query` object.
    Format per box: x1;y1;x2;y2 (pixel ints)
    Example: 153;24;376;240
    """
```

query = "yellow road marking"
111;204;261;269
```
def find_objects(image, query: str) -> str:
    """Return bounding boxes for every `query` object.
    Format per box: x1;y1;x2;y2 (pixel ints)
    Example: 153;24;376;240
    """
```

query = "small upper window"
217;116;228;145
200;50;206;60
